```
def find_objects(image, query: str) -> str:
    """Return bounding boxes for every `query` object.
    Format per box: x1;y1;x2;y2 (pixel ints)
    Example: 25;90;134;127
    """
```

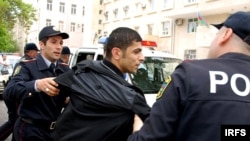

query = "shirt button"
28;93;32;96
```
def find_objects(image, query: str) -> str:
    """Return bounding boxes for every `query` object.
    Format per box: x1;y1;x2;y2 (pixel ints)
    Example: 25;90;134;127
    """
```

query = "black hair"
105;27;142;59
40;37;48;45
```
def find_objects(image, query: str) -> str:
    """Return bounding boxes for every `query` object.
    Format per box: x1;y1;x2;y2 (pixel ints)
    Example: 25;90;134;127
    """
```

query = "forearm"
4;79;36;100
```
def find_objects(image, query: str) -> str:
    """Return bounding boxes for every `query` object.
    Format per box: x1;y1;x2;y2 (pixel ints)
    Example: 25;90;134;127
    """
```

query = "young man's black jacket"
54;60;151;141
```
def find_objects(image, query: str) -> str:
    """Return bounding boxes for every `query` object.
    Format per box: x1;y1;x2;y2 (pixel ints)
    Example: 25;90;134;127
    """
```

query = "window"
187;18;198;33
70;23;76;32
162;21;170;36
59;2;65;13
46;19;51;26
163;0;173;9
147;24;153;35
187;0;197;3
47;0;52;11
184;50;196;59
123;5;129;16
104;11;109;21
98;20;102;24
82;6;85;16
98;29;101;35
149;0;156;11
135;3;140;13
113;8;118;19
58;21;64;31
71;4;77;15
81;24;84;32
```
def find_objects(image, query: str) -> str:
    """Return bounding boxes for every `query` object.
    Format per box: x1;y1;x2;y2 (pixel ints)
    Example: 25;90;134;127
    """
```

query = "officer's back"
128;11;250;141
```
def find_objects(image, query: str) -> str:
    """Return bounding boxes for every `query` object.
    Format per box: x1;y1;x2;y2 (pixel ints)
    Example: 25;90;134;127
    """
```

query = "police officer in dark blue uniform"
20;43;39;61
0;43;39;141
128;11;250;141
3;26;70;141
60;46;71;63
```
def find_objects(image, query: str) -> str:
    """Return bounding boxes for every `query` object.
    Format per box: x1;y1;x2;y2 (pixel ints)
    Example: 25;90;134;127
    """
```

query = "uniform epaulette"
21;58;36;63
59;62;69;66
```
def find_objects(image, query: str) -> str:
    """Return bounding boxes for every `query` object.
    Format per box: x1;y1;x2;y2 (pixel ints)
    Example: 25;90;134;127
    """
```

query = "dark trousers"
0;98;18;141
14;118;55;141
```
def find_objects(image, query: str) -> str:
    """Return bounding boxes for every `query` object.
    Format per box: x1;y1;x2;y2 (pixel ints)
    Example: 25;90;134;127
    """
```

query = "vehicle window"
77;53;95;63
131;57;181;93
97;55;103;60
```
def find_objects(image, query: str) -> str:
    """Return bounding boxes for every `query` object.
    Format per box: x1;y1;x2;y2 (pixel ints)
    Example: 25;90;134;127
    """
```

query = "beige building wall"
15;0;250;59
12;21;27;55
102;0;250;59
21;0;102;49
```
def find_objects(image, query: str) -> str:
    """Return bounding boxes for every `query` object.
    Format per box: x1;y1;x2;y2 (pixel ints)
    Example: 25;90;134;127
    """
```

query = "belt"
21;118;56;130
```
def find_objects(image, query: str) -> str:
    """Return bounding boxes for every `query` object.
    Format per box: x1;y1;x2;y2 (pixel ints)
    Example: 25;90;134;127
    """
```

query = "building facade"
15;0;250;59
22;0;102;49
101;0;250;59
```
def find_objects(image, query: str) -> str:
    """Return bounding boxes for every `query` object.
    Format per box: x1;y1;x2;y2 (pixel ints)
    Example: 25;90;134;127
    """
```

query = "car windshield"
130;57;181;93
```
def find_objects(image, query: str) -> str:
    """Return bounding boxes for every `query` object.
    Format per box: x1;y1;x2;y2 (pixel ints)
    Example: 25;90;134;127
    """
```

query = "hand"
36;77;59;96
133;114;143;133
64;96;70;104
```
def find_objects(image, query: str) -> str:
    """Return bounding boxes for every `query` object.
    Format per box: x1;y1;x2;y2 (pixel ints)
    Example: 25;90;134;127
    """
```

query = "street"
0;99;12;141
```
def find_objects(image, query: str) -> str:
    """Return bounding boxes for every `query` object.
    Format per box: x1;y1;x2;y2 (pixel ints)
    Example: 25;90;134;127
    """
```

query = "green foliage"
0;0;37;30
0;0;36;52
0;23;19;52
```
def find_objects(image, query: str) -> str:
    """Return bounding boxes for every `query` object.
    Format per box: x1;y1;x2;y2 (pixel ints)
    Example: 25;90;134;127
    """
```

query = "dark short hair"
105;27;142;59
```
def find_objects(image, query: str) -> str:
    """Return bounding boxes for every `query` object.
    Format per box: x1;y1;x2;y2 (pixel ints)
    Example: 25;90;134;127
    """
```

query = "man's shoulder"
58;62;70;71
58;62;69;66
20;58;36;64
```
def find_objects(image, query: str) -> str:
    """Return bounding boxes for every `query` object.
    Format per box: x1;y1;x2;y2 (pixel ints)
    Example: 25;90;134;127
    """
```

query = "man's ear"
111;47;121;60
219;28;233;45
39;41;45;50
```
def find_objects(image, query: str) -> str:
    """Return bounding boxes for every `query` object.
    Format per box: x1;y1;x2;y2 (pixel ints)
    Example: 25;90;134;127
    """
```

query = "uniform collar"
219;53;250;61
40;54;57;67
36;54;58;71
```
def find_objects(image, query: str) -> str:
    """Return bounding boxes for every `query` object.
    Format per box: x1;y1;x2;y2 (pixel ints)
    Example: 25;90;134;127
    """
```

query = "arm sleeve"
3;63;36;101
132;94;151;121
128;65;188;141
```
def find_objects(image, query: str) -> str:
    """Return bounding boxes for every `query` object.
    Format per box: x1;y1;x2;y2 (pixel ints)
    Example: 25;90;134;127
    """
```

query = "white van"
68;42;182;106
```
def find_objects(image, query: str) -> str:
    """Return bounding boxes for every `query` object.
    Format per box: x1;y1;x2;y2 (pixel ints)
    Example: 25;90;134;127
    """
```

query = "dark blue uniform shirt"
4;54;70;121
128;53;250;141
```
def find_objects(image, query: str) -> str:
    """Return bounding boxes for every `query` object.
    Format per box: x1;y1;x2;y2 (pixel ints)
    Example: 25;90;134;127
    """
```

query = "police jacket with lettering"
128;53;250;141
54;59;151;141
4;54;70;121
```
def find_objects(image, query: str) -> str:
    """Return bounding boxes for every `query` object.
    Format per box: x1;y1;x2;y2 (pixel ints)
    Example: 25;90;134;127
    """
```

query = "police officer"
21;43;39;61
3;25;70;141
60;46;71;64
54;27;151;141
11;43;39;76
128;11;250;141
0;43;39;141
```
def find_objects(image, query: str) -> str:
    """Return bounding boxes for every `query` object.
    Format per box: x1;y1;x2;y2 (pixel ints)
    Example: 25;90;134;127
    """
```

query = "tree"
0;24;18;52
0;0;36;52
